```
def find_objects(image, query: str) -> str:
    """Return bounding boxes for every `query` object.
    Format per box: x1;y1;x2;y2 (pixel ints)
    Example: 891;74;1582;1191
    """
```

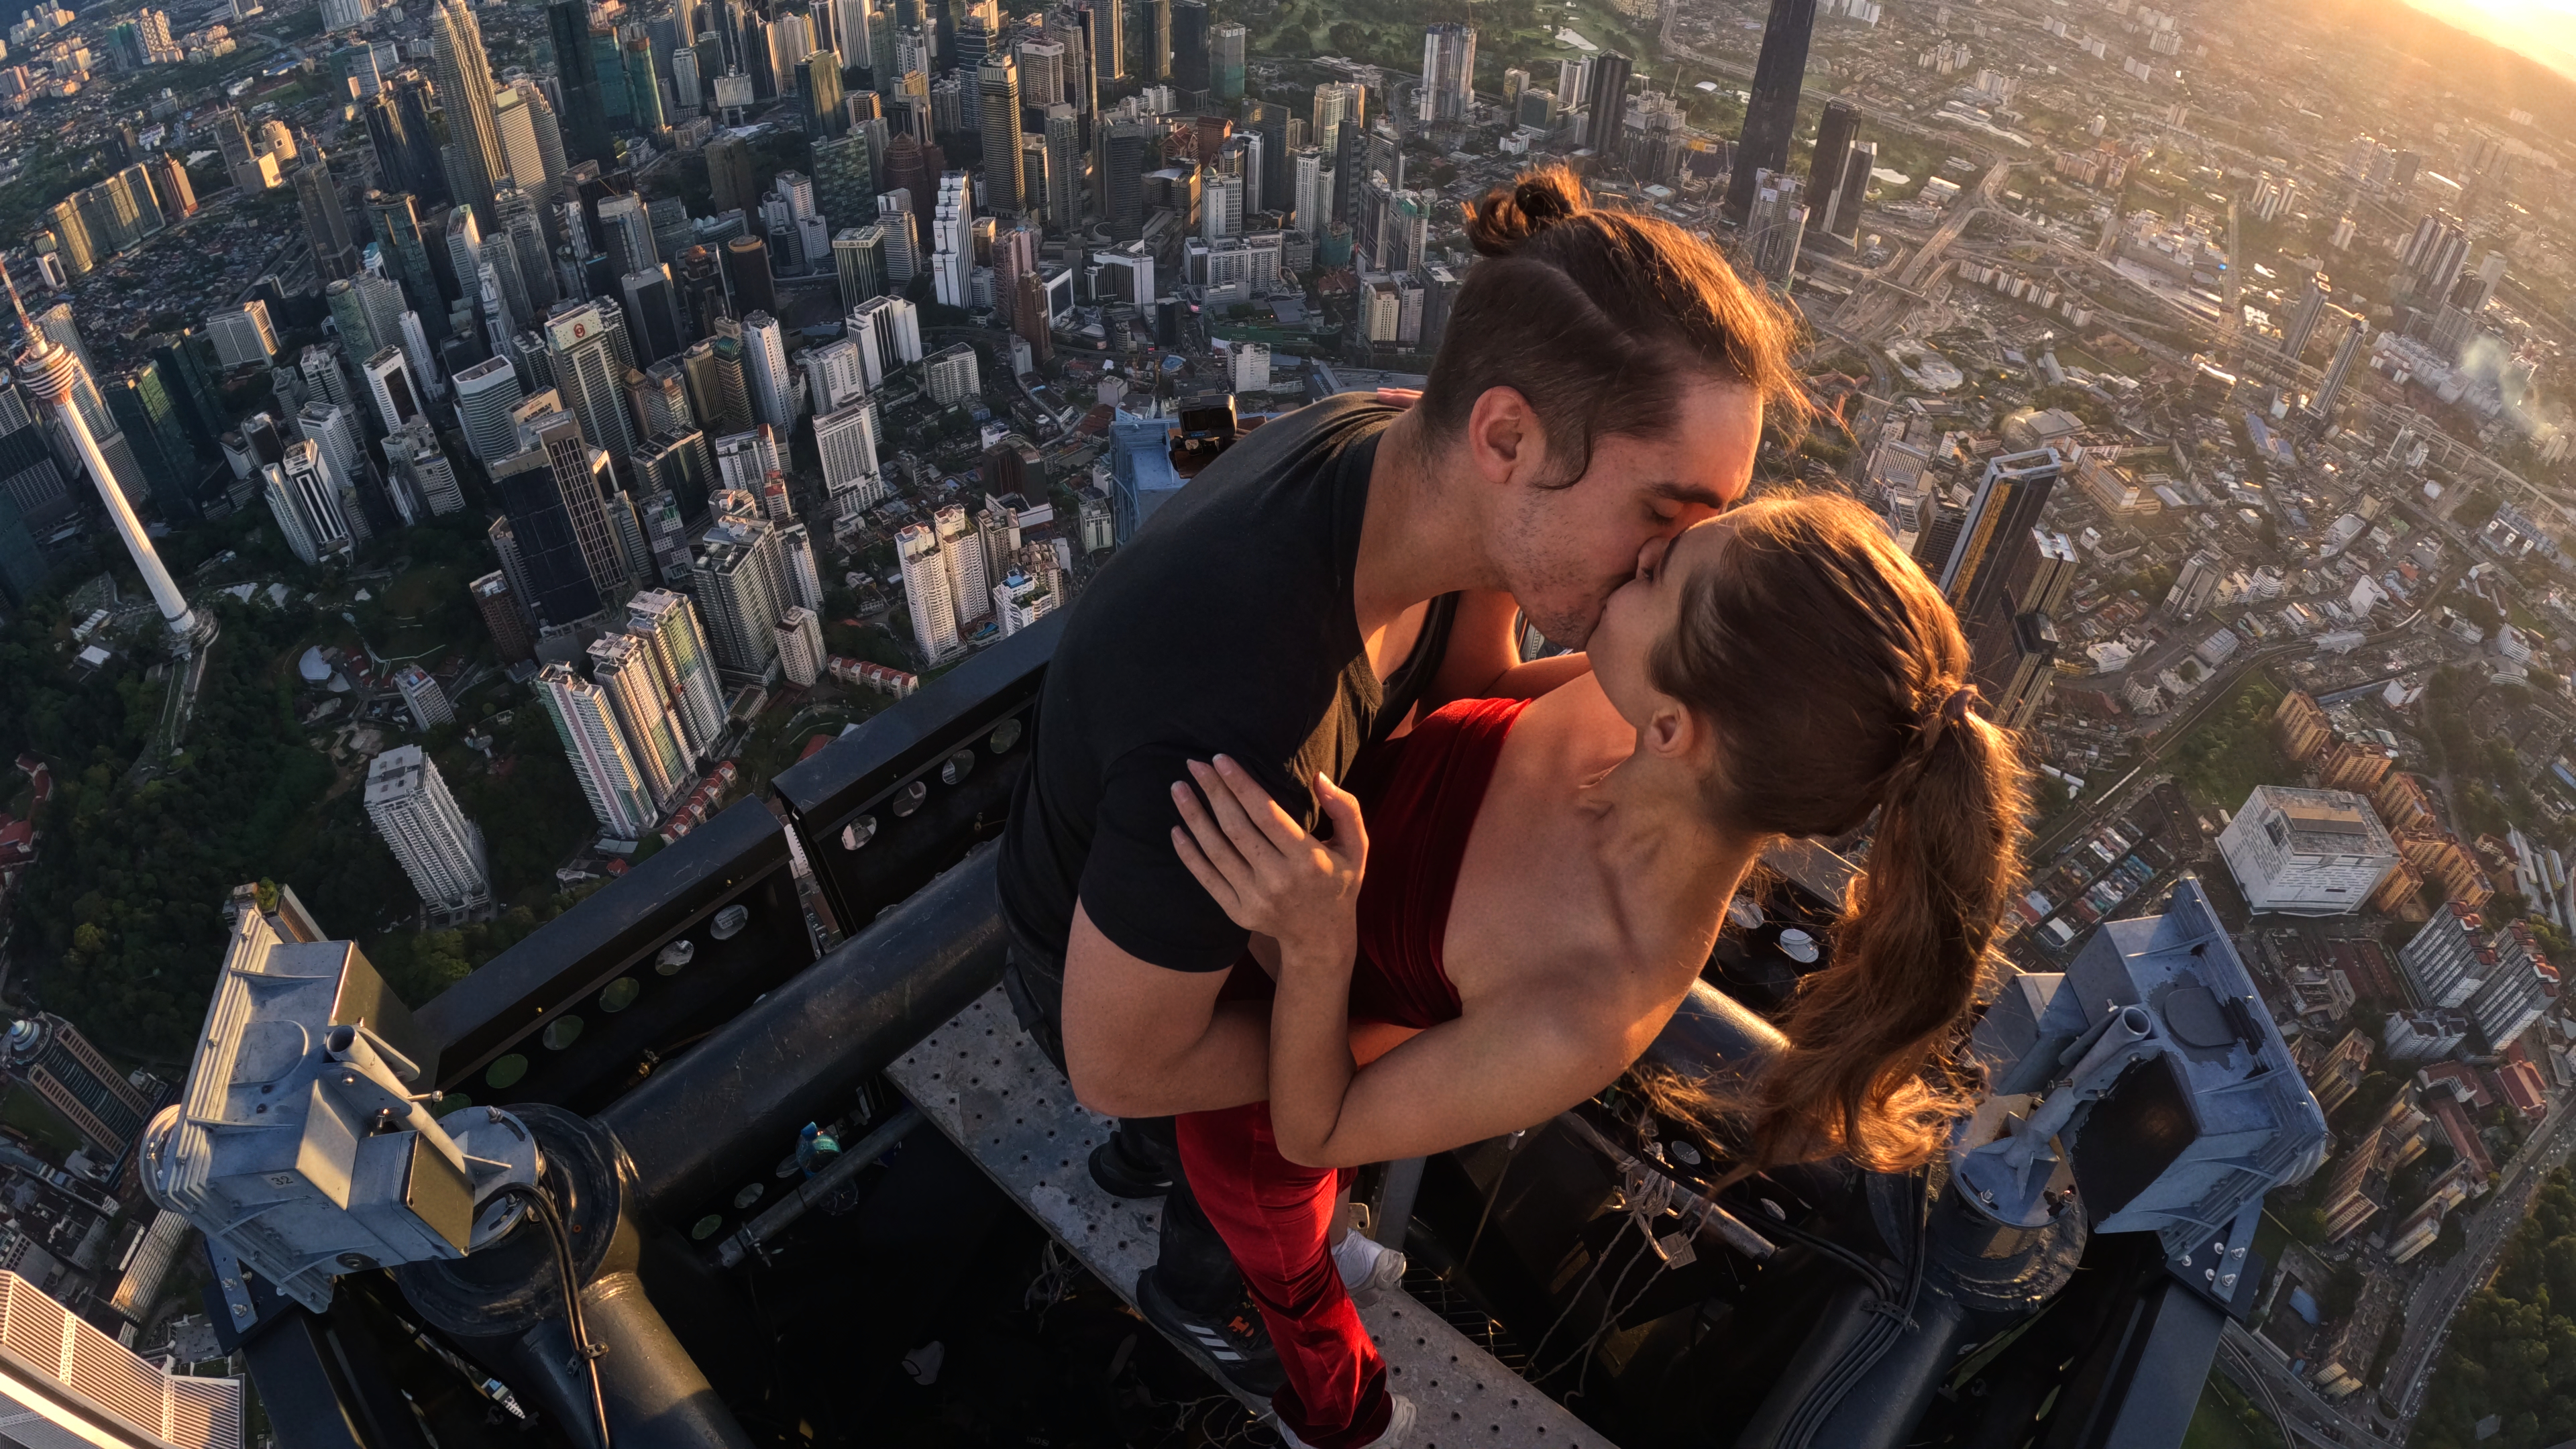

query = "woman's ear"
1641;696;1699;761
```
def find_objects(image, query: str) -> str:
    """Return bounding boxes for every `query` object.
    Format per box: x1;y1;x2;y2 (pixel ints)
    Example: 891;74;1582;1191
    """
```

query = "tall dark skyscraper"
1939;449;2061;627
1582;50;1632;154
1104;119;1152;240
1170;0;1208;94
1805;99;1860;231
364;80;447;205
549;0;619;166
1727;0;1818;219
1140;0;1170;80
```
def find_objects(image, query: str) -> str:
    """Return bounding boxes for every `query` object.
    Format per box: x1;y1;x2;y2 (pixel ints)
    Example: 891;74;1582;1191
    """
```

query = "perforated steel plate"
888;987;1616;1449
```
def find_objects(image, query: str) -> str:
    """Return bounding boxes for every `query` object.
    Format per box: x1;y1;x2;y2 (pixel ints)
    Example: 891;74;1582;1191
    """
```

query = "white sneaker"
1334;1231;1407;1309
1278;1393;1416;1449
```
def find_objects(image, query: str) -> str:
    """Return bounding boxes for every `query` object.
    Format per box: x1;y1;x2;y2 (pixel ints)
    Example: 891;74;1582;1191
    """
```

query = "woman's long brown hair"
1653;496;2030;1171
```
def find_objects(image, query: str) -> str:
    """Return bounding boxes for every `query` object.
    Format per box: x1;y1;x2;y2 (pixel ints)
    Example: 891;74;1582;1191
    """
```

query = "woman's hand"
1171;756;1367;963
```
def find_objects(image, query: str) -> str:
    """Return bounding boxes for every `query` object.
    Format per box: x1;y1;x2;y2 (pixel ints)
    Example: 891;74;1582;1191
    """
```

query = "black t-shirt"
998;393;1455;973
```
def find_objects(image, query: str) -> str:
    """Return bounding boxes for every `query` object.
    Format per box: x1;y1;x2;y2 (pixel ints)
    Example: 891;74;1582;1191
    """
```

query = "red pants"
1175;1102;1391;1449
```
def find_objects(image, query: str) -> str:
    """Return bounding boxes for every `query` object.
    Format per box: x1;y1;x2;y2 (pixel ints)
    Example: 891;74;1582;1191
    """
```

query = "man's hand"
1170;756;1367;967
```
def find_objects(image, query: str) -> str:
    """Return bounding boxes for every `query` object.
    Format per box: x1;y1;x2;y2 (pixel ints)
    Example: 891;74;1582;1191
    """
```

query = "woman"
1167;492;2031;1449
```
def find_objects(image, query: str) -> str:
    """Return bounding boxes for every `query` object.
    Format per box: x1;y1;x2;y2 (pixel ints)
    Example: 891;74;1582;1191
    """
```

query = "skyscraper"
724;235;778;316
430;0;509;217
544;298;639;466
1938;449;2061;622
979;53;1026;217
549;0;618;166
2308;314;2367;419
1582;50;1632;154
472;570;537;661
629;588;728;757
1805;99;1861;234
1727;0;1817;219
455;354;526;462
1170;0;1208;92
492;413;623;624
2281;272;2329;362
1741;170;1805;285
537;663;659;838
589;633;692;804
364;745;492;917
693;511;789;680
741;311;794;427
10;288;202;648
294;156;361;280
1210;22;1244;101
1418;24;1475;124
896;519;961;660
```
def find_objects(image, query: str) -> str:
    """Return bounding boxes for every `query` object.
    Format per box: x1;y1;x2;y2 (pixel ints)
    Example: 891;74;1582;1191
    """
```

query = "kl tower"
7;277;208;653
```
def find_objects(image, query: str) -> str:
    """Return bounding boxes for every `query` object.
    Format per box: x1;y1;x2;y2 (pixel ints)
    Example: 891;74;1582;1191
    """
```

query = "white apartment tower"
742;311;794;427
776;605;824;686
896;521;962;661
363;744;492;917
537;662;658;839
588;633;691;806
627;589;729;759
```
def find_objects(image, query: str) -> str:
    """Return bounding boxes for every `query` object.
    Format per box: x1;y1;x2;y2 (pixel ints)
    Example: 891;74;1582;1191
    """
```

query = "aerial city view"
1;0;2576;1442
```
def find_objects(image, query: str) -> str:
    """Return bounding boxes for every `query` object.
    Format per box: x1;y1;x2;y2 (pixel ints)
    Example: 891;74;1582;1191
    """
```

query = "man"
997;166;1799;1407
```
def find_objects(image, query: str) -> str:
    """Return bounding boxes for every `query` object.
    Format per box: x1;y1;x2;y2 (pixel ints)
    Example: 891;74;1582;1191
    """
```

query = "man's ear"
1465;386;1544;486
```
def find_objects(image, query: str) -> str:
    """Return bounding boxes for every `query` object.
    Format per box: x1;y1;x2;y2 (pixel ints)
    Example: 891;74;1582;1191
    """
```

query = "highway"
2379;1101;2576;1424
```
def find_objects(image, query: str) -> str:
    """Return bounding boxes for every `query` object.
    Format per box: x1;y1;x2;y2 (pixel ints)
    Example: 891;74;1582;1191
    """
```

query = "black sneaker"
1088;1128;1174;1199
1134;1268;1285;1397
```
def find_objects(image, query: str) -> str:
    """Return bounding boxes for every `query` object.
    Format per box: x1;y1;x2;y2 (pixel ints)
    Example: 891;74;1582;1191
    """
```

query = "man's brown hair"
1418;166;1811;484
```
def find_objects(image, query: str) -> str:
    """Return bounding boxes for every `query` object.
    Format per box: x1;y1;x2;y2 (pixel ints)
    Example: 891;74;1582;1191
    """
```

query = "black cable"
492;1183;612;1449
1776;1167;1932;1448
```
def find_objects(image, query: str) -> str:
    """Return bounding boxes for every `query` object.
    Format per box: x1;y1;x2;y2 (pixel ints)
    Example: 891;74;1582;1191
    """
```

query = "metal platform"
886;987;1616;1449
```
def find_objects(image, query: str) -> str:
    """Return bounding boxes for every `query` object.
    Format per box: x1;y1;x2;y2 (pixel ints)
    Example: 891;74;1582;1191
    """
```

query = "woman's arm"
1171;755;1651;1168
1271;981;1640;1168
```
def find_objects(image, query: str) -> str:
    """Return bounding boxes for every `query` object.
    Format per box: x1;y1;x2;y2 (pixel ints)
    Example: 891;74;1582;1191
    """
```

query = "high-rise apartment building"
589;633;692;805
394;663;453;730
629;588;729;758
1418;24;1475;123
776;604;825;686
896;519;962;661
1741;170;1805;284
471;569;537;661
741;311;794;427
537;662;659;839
364;744;492;917
693;513;790;681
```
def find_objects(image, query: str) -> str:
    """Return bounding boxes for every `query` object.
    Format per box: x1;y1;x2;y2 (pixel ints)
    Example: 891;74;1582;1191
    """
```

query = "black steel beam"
772;612;1061;934
415;798;812;1114
598;843;1010;1224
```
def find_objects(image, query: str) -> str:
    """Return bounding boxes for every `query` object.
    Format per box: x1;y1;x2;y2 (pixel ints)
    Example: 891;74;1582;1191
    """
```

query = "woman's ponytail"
1648;496;2033;1173
1749;695;2027;1169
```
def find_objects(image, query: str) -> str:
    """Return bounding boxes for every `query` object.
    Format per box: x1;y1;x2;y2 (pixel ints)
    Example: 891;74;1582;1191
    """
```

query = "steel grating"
887;987;1616;1449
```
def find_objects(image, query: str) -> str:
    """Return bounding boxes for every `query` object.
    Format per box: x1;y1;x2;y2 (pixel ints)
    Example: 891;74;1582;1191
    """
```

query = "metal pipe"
1371;1157;1423;1250
602;844;1008;1218
716;1107;925;1267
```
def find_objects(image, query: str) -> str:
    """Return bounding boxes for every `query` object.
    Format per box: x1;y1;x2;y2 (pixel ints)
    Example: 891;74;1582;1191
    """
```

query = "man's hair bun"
1462;166;1591;257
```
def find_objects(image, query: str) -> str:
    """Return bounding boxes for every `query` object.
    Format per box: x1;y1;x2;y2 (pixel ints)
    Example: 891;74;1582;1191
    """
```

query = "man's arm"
1424;590;1592;710
1060;902;1273;1118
